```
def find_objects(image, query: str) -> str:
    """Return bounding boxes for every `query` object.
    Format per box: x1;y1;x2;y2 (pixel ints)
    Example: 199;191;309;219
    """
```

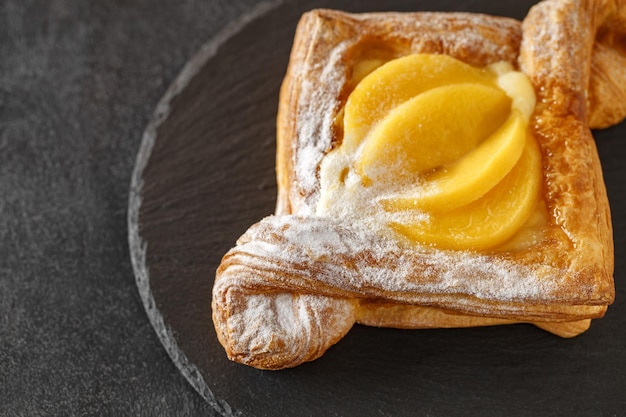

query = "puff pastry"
212;0;624;370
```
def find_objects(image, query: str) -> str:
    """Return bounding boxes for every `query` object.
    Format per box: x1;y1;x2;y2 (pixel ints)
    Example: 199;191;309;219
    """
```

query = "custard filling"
317;54;544;251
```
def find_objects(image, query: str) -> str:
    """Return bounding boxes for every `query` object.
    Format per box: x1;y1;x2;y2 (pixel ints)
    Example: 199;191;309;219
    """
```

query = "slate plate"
128;1;626;415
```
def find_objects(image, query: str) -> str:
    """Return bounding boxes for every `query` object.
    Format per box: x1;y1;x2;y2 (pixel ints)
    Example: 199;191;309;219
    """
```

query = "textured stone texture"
2;0;626;416
0;1;257;415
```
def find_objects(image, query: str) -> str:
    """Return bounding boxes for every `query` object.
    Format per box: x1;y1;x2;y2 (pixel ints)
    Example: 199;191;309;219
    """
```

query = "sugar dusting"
238;215;561;303
215;211;567;368
521;1;586;95
293;41;351;213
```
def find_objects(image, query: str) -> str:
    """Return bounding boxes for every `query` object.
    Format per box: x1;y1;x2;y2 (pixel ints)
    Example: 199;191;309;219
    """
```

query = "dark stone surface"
3;0;626;416
0;1;257;415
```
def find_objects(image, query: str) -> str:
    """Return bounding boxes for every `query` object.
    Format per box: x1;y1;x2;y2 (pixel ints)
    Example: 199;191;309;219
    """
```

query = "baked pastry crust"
213;0;623;370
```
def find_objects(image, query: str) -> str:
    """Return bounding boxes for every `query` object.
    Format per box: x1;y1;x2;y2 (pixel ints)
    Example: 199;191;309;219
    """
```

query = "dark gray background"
1;1;257;415
3;1;625;416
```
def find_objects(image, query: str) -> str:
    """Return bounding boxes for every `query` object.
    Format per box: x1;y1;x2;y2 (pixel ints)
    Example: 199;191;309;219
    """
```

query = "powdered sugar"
293;41;351;212
237;215;562;304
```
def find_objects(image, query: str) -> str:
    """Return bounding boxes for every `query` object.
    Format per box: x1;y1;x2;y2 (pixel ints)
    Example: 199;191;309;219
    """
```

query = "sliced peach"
389;136;542;251
343;54;496;150
383;110;527;212
357;83;511;181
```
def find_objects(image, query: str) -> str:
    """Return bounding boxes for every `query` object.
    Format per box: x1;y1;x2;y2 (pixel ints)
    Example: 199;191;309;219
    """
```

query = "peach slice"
343;54;497;150
358;83;511;181
383;110;527;212
389;136;542;251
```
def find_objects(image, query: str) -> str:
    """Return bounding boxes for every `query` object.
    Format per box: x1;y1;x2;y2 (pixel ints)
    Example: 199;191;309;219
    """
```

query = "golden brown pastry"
212;0;624;370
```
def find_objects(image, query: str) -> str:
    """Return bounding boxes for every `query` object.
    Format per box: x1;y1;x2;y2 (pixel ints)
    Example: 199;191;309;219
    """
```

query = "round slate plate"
128;1;626;415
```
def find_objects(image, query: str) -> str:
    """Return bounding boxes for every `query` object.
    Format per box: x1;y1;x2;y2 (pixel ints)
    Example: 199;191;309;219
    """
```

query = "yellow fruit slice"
343;54;496;150
389;136;542;251
382;110;527;212
358;83;511;181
